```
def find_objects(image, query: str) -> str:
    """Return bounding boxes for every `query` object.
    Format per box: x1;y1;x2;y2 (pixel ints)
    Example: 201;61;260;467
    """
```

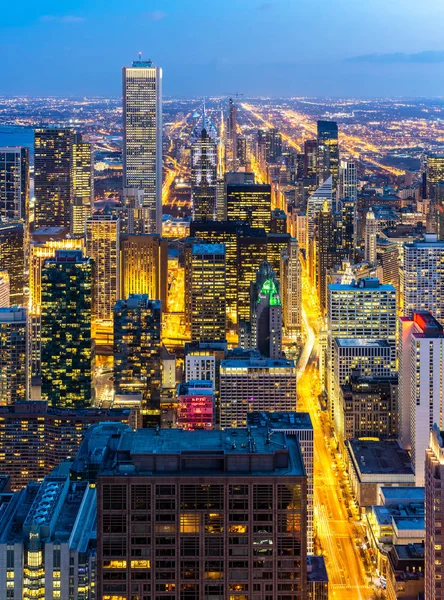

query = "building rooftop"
380;487;424;503
307;555;329;583
248;411;313;431
329;278;395;292
98;427;306;477
221;357;295;370
405;232;444;248
347;439;414;477
192;243;225;255
334;338;390;348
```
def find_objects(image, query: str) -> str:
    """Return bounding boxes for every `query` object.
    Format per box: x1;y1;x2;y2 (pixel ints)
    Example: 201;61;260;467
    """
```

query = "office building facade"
0;146;29;222
114;294;162;426
0;307;28;405
70;134;93;238
96;427;308;600
123;59;162;234
226;183;272;231
34;128;73;229
0;220;24;305
40;250;93;408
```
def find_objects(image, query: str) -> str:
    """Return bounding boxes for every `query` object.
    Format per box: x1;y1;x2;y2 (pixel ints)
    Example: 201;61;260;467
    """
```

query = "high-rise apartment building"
250;261;282;358
191;114;218;221
114;294;162;426
96;427;308;600
425;153;444;199
34;128;73;229
425;424;444;600
399;311;444;485
187;244;226;343
281;238;301;338
403;233;444;321
0;307;28;405
0;220;24;305
40;250;93;408
0;146;29;221
86;214;120;336
226;183;272;231
317;120;339;189
123;58;162;234
70;134;93;237
220;354;297;428
120;233;168;306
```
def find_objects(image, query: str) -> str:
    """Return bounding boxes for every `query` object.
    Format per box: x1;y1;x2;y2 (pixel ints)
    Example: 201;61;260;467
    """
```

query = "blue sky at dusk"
1;0;444;96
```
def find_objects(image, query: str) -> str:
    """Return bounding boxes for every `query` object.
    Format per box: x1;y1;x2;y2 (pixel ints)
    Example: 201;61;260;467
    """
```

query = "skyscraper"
0;146;29;222
425;424;444;600
0;220;24;305
304;139;318;178
187;243;226;343
327;278;397;416
226;183;272;231
399;311;444;485
226;97;238;170
338;159;357;203
425;153;444;199
403;233;444;321
96;427;307;600
281;237;301;338
120;233;168;306
0;272;9;307
317;120;339;190
317;201;340;312
86;215;120;338
0;306;28;404
250;261;282;358
40;250;93;408
114;294;162;426
364;207;377;265
306;176;332;253
34;128;73;229
70;134;93;238
339;196;357;260
123;58;162;234
191;114;218;221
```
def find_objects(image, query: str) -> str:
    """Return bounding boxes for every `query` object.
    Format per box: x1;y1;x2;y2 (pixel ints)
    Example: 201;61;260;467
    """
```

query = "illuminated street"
298;266;375;599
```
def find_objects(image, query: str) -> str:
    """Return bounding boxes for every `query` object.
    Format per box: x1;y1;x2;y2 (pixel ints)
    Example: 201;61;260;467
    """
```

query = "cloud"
144;10;167;21
346;51;444;64
40;15;85;24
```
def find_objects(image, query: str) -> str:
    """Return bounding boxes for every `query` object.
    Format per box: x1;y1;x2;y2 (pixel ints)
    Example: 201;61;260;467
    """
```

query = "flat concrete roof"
348;439;414;476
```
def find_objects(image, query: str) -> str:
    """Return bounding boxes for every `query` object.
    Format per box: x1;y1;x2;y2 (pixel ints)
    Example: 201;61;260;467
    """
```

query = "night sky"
1;0;444;96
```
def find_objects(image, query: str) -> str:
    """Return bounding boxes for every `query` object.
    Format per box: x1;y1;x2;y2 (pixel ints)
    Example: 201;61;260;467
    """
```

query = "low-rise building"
386;543;424;600
346;439;415;507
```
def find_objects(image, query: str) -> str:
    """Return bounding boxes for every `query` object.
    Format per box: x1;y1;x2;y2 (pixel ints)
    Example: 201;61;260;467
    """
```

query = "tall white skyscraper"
337;159;357;204
123;58;162;234
364;207;377;264
403;233;444;321
399;311;444;486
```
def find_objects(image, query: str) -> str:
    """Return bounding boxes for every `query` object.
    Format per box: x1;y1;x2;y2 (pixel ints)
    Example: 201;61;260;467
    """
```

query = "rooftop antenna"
138;51;142;61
